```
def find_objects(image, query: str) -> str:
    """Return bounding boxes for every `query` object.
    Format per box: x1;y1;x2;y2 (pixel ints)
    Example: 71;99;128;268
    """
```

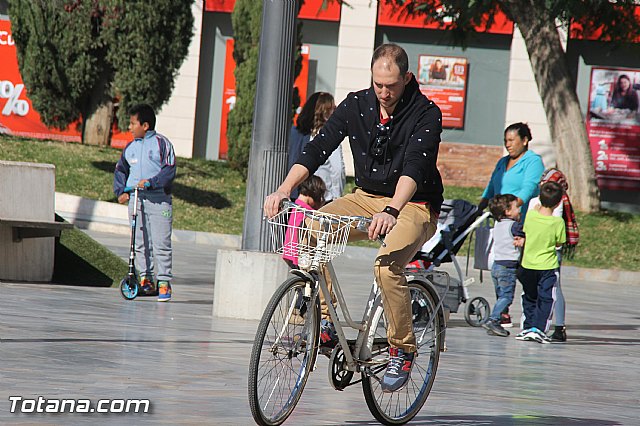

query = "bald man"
264;43;444;393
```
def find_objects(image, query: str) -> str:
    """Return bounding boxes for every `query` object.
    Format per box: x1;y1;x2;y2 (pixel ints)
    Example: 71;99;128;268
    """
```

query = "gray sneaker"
483;319;510;337
515;328;532;340
518;328;551;344
381;348;415;393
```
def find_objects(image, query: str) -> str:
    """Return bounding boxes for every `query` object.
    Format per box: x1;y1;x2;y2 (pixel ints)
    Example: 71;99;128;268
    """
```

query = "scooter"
120;185;144;300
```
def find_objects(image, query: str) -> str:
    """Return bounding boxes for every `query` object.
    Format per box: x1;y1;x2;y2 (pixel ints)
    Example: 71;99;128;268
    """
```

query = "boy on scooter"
114;103;176;302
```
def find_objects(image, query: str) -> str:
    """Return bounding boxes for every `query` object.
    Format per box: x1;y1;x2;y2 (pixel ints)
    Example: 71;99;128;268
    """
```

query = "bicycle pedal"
463;277;475;287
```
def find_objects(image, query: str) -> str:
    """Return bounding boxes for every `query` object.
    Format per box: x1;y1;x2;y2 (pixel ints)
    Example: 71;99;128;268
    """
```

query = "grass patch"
0;134;247;234
53;220;128;287
2;134;640;272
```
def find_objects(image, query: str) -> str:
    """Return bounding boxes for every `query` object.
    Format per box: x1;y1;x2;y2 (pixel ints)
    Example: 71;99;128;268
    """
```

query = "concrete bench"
0;217;73;242
0;160;66;282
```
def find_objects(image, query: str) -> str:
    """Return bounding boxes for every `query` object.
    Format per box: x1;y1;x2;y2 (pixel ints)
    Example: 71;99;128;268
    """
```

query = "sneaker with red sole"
381;347;415;393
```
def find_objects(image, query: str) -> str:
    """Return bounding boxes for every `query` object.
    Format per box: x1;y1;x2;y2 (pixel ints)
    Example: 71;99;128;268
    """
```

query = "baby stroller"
406;199;492;326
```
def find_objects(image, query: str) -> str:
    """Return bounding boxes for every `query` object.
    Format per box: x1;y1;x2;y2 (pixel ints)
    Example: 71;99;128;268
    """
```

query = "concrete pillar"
155;0;204;158
504;26;555;167
213;0;298;319
333;0;378;176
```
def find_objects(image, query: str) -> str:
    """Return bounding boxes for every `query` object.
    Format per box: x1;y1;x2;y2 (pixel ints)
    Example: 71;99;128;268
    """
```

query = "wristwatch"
382;206;400;218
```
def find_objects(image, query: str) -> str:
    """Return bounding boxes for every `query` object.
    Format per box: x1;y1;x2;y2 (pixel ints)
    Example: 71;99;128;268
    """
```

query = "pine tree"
8;0;194;146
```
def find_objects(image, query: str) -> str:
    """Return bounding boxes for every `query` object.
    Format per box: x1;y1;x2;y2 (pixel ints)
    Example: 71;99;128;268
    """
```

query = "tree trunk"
82;100;114;146
502;0;600;213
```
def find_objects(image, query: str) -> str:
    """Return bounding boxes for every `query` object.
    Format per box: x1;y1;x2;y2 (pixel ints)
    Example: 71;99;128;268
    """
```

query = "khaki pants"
318;189;437;353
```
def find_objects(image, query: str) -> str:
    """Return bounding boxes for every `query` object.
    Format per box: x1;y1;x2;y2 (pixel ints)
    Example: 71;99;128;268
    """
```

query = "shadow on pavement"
348;414;623;425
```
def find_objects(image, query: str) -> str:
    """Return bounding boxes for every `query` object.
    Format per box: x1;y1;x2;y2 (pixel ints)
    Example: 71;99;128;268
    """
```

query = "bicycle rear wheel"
362;280;443;425
248;277;320;426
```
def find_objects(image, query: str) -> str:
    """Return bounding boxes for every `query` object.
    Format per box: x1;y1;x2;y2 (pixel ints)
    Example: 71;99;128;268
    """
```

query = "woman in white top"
288;92;346;202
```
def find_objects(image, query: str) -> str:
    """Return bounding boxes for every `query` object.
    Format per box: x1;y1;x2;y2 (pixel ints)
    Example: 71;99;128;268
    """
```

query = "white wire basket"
268;204;358;266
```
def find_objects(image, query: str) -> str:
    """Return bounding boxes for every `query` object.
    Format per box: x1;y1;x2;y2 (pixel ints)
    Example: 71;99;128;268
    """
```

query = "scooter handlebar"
123;181;151;193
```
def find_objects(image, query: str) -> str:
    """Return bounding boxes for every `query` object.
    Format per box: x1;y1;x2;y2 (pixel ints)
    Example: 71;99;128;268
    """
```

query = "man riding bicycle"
264;43;443;393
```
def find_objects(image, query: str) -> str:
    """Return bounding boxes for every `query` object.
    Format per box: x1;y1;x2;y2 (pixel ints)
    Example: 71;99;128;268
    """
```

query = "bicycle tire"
248;277;320;426
362;280;442;425
464;296;490;327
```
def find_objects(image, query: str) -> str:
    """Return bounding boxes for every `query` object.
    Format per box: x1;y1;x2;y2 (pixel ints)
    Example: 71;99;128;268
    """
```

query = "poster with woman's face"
586;67;640;191
417;55;468;129
588;68;640;124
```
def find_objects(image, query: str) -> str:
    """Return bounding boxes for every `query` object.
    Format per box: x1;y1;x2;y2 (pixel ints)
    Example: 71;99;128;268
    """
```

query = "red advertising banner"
218;40;310;159
586;67;640;191
205;0;341;21
417;54;468;129
0;19;129;147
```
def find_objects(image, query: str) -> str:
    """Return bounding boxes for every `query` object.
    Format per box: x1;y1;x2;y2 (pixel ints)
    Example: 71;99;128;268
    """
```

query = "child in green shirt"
515;181;566;344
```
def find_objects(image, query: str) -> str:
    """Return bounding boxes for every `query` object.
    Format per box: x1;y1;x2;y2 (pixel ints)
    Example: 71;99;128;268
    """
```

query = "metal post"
241;0;298;251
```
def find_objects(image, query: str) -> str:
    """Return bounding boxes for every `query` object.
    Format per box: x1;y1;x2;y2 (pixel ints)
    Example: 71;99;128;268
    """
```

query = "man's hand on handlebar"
264;191;290;218
368;211;396;240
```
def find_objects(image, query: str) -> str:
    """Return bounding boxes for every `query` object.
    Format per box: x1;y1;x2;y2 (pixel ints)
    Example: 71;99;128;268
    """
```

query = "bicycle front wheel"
248;277;320;426
362;280;443;425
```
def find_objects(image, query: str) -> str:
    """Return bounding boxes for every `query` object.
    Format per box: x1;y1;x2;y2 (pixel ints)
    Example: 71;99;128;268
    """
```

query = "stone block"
213;249;290;320
0;160;55;281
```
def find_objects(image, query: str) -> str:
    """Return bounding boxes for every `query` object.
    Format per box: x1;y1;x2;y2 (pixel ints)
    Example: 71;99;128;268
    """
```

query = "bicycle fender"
290;269;315;283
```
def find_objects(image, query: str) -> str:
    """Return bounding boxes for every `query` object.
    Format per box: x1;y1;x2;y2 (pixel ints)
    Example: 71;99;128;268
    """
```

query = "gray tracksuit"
114;130;176;282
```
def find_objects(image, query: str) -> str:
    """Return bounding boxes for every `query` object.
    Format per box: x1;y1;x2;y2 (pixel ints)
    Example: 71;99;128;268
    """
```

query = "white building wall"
504;26;555;168
334;0;378;176
155;0;204;159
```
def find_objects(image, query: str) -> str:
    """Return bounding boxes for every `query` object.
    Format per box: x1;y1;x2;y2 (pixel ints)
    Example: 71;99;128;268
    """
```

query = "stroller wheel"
120;276;139;300
464;296;489;327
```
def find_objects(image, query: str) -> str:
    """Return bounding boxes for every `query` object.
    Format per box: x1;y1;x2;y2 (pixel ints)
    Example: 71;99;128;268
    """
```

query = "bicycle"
248;201;448;425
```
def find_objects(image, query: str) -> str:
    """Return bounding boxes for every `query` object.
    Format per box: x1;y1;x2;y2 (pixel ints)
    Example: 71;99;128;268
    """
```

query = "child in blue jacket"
114;104;176;302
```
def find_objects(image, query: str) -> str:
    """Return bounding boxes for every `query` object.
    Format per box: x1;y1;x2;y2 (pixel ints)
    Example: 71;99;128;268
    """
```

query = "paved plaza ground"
1;230;639;425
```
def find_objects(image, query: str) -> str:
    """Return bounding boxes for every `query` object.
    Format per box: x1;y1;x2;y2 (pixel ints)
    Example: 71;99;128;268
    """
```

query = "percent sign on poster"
0;80;29;116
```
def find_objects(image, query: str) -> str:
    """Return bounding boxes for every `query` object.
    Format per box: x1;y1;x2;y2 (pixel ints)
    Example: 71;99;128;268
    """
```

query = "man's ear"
142;122;150;132
404;72;412;85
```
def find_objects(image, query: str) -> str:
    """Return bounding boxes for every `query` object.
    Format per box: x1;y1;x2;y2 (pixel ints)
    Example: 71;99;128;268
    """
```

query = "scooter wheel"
464;296;490;327
120;277;139;300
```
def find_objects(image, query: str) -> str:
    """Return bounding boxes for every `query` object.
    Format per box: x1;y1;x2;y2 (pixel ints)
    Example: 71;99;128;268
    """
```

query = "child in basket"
282;175;326;268
282;176;326;331
515;181;566;344
483;194;524;337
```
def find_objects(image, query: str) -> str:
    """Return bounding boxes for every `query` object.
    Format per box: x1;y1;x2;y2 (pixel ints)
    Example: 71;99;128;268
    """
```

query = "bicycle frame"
273;200;445;373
